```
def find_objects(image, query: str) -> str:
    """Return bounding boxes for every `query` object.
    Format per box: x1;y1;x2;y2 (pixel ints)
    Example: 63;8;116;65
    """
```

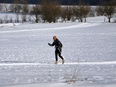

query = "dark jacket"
49;38;63;50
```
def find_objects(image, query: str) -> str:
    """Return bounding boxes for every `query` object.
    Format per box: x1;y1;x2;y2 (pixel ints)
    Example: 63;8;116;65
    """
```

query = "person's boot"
62;59;65;64
55;61;58;64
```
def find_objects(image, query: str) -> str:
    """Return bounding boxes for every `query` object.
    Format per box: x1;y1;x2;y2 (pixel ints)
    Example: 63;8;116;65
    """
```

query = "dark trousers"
55;49;64;61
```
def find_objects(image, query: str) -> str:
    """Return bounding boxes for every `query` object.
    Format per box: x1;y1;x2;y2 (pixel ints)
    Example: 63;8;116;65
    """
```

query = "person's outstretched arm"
48;42;55;46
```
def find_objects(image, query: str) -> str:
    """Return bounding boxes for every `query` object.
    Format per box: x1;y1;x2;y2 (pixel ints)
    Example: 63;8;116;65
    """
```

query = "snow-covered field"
0;16;116;87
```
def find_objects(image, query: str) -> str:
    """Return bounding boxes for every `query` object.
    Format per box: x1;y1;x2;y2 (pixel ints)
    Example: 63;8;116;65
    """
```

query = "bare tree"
61;7;68;22
83;6;91;22
96;6;104;16
66;6;74;21
73;5;91;22
61;6;74;22
104;6;115;22
4;15;8;23
9;0;22;13
88;7;96;17
0;4;3;11
52;3;61;23
9;0;22;23
21;0;29;22
2;4;9;12
96;0;116;22
0;19;3;24
15;13;20;23
31;5;41;23
9;4;21;13
9;17;13;23
73;1;91;23
9;4;15;12
40;0;61;23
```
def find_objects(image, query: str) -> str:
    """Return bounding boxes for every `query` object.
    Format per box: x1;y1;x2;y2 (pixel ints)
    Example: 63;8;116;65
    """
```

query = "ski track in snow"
0;23;101;33
0;61;116;66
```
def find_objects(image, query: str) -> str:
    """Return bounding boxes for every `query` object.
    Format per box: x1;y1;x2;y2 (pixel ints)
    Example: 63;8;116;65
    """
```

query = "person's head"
53;36;57;40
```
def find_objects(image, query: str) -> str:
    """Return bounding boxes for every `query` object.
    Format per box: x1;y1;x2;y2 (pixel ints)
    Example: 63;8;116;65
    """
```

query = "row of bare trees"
30;1;92;23
30;0;116;23
0;0;116;23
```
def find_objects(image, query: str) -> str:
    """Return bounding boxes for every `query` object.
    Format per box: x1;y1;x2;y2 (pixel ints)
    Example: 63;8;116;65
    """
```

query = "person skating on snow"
48;36;65;64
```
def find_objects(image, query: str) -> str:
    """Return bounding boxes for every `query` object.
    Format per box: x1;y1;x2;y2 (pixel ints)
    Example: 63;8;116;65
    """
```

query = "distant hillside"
0;0;110;5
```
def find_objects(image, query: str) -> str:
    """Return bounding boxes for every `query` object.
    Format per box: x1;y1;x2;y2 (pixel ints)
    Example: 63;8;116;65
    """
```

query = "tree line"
0;0;116;23
0;0;112;5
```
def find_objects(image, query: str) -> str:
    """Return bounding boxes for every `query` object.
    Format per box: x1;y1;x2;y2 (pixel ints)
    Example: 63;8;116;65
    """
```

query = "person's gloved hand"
48;43;51;46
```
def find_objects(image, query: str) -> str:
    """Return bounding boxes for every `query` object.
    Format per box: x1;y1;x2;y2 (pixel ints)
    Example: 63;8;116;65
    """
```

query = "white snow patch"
0;61;116;66
0;16;116;87
4;83;116;87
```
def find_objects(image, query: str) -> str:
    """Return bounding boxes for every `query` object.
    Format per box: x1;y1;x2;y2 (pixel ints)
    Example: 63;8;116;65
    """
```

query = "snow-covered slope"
0;16;116;87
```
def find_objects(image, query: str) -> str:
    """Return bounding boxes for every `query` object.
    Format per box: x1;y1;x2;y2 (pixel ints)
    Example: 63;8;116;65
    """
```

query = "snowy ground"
0;16;116;87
